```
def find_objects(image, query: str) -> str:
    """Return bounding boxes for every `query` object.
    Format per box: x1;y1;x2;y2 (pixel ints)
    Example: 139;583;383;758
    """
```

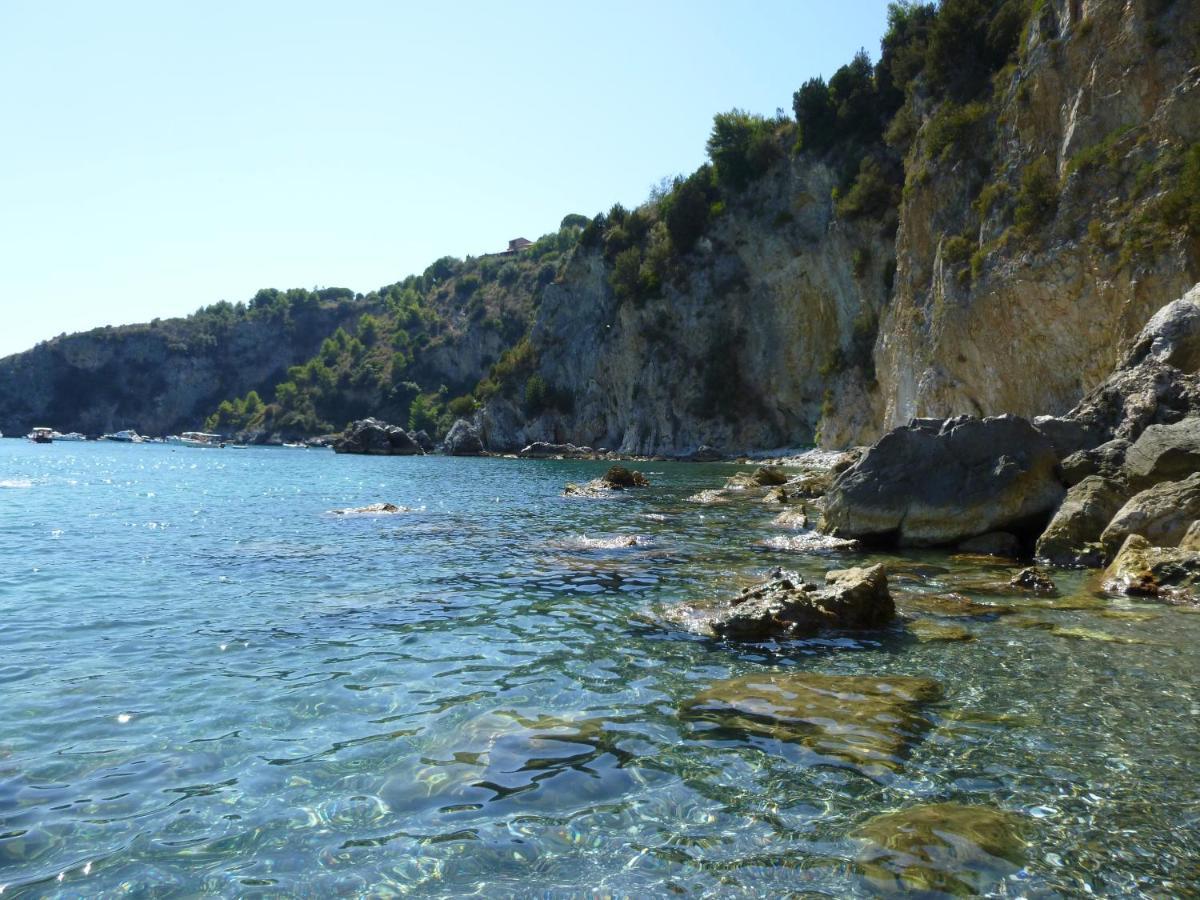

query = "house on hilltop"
506;237;532;254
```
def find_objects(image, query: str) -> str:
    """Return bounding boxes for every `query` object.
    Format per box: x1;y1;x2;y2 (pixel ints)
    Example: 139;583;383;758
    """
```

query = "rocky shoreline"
333;284;1200;614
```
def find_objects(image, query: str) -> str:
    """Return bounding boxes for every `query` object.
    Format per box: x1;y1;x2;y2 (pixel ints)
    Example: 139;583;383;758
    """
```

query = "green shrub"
924;101;989;161
706;110;783;189
1159;144;1200;238
975;181;1010;217
661;166;717;253
1014;156;1060;235
454;274;481;298
835;157;897;220
943;234;974;264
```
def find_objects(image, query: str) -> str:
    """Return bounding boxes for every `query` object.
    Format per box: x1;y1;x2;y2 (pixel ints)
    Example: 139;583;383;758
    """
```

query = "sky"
0;1;892;358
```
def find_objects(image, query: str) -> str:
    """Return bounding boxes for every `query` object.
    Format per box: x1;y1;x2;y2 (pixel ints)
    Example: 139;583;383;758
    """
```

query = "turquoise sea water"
1;439;1199;897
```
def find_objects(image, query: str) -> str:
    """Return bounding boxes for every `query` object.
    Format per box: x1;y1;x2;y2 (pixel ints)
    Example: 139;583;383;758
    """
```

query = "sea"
1;438;1198;896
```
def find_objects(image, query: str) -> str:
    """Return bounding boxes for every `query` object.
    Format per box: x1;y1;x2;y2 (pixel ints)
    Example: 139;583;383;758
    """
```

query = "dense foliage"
205;224;583;439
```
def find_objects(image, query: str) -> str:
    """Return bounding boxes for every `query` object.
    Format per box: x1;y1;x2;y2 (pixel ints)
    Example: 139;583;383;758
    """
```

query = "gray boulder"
412;430;435;453
443;419;484;456
1100;473;1200;554
821;415;1064;547
1035;475;1130;566
1059;438;1130;486
709;565;894;640
1122;418;1200;488
333;418;424;456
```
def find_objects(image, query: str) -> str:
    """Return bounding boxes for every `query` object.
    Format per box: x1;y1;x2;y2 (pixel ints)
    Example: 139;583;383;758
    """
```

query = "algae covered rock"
563;465;650;497
822;415;1064;547
853;803;1027;895
1103;533;1200;602
908;619;975;642
725;466;789;489
682;671;941;774
1009;566;1058;595
707;565;893;640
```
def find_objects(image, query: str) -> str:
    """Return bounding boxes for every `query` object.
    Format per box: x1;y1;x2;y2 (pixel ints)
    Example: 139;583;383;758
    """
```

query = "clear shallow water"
1;440;1198;897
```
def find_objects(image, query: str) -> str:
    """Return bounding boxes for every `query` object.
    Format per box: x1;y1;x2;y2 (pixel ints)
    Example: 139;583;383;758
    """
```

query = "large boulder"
821;415;1064;547
1035;475;1130;566
1122;418;1200;488
443;419;484;456
1103;533;1200;602
1099;473;1200;554
708;565;893;640
333;418;423;455
412;430;435;453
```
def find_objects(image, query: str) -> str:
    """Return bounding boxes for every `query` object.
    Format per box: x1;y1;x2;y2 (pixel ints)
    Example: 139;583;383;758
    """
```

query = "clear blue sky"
0;1;892;357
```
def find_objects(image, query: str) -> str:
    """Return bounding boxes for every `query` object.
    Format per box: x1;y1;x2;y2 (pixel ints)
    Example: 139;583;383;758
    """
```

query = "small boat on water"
28;427;53;444
102;429;144;443
170;431;224;448
281;442;307;449
52;431;87;442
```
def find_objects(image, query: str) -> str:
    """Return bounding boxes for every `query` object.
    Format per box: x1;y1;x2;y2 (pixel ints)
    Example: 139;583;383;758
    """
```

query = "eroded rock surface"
707;565;893;640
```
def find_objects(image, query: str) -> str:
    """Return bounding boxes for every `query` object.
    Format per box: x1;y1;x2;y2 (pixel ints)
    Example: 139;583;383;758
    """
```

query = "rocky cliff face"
0;301;367;437
483;0;1199;453
876;0;1200;435
481;160;892;454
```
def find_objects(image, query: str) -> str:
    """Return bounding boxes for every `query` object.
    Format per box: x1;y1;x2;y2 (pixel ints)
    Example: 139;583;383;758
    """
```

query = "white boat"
52;431;86;442
28;427;53;444
175;431;224;448
282;442;307;449
103;429;143;443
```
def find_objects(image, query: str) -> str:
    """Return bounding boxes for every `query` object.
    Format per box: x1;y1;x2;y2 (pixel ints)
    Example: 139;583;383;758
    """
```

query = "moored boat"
52;431;86;441
102;429;144;443
28;427;53;444
175;431;224;448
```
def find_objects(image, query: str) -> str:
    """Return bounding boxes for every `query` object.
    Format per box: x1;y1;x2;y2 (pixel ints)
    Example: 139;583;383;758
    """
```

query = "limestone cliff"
876;0;1200;434
482;0;1199;453
481;160;892;454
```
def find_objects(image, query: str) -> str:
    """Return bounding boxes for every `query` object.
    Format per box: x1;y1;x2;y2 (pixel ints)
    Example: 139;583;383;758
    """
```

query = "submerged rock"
333;418;424;456
822;415;1064;547
682;671;941;774
853;803;1027;895
443;419;485;456
908;619;976;642
1103;533;1200;602
898;593;1016;619
707;565;893;640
